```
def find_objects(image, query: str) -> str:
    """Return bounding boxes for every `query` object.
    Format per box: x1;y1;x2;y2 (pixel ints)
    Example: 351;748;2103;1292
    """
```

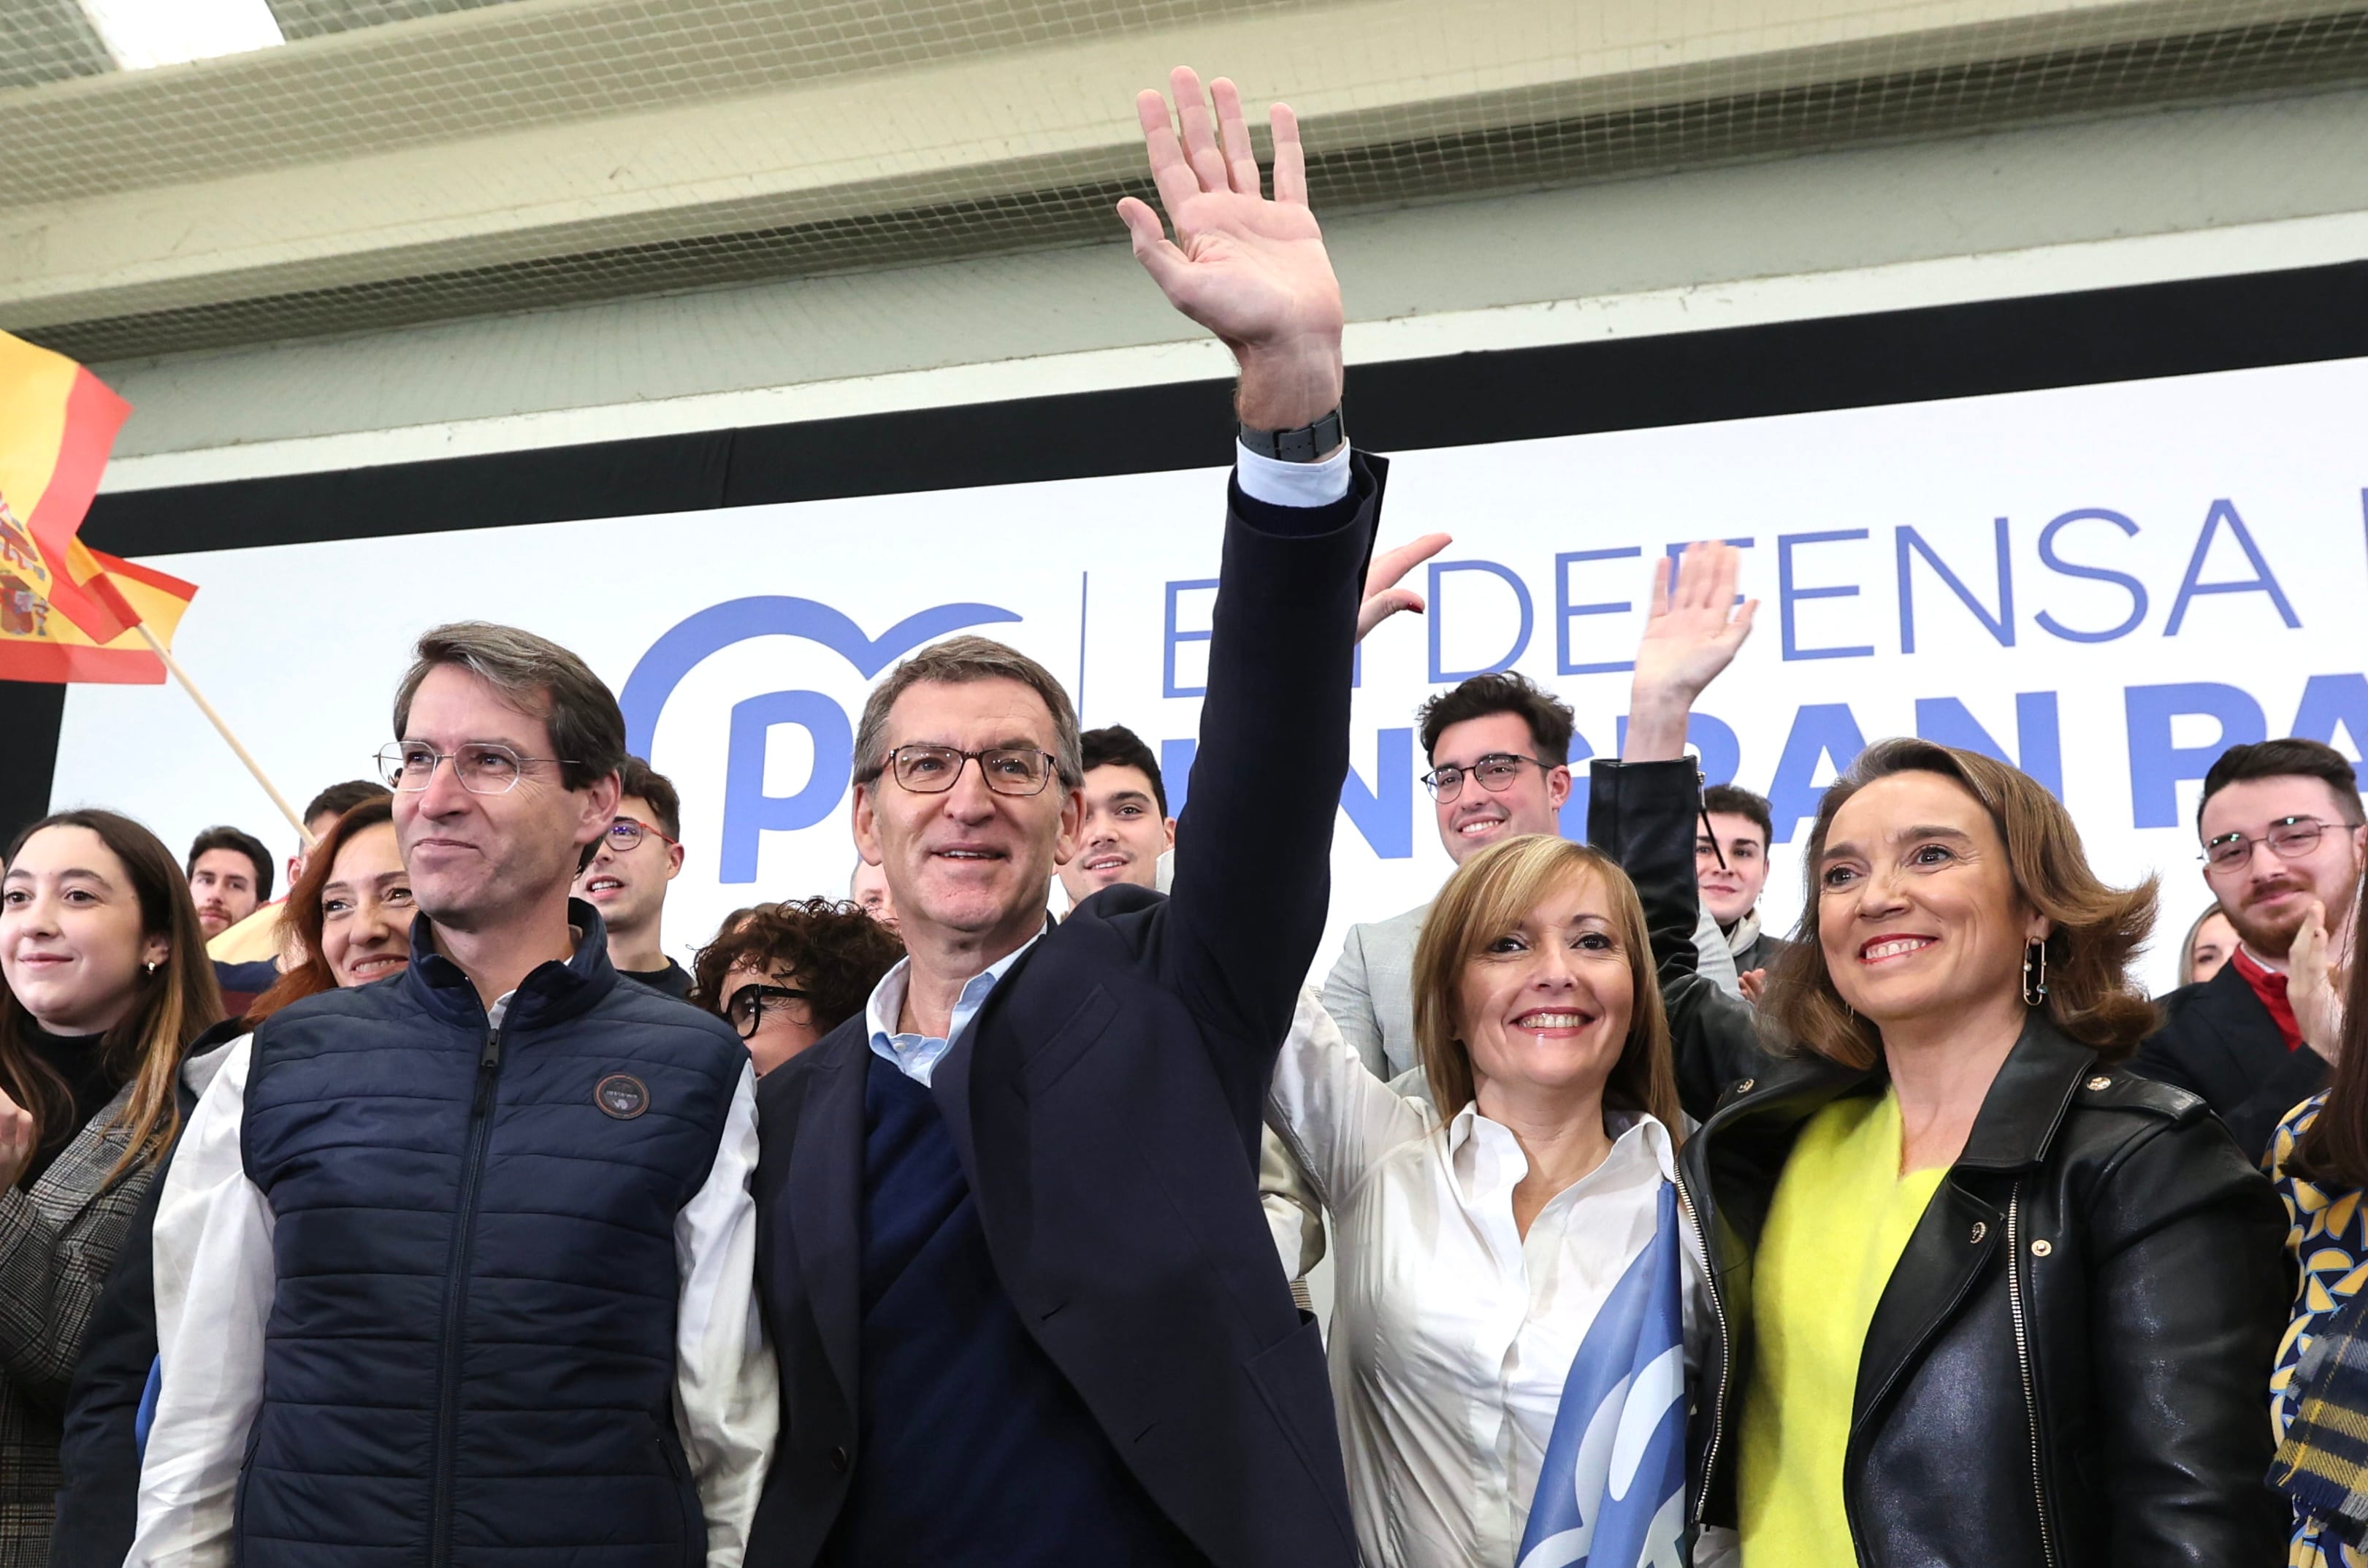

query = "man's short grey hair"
852;636;1083;792
392;622;627;794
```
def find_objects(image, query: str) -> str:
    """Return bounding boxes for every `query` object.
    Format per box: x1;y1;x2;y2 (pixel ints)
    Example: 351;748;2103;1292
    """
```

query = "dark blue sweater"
821;1051;1200;1566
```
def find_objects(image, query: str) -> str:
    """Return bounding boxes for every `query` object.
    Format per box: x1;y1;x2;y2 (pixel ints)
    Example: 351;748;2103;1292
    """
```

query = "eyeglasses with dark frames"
882;745;1058;797
2201;815;2363;871
603;816;680;854
376;742;579;796
725;983;810;1039
1420;752;1551;804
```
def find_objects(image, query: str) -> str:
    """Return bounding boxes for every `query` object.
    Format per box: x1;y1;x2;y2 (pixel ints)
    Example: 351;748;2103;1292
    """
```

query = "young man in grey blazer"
1321;672;1739;1085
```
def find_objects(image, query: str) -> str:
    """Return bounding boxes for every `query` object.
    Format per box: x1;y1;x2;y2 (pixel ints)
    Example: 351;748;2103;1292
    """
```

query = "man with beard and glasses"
2134;737;2368;1160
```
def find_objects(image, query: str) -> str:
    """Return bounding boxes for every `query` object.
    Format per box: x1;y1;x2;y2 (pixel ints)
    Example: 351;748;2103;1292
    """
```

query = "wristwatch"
1238;408;1345;464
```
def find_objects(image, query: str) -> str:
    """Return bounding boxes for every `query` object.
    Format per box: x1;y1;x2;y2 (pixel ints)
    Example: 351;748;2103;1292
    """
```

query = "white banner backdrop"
53;355;2368;999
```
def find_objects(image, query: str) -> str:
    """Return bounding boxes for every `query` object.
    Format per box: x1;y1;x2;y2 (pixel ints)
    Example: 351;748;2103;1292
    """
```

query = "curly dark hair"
1415;672;1575;767
690;898;905;1036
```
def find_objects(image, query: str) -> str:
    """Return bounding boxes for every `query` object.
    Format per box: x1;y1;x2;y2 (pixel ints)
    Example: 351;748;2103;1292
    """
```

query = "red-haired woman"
244;796;414;1017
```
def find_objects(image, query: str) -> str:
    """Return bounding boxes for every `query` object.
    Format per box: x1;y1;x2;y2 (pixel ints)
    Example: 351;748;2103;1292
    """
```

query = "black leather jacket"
1589;758;2291;1568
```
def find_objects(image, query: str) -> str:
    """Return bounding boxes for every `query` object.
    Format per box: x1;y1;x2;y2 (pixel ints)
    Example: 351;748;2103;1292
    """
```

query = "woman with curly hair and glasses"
692;899;904;1076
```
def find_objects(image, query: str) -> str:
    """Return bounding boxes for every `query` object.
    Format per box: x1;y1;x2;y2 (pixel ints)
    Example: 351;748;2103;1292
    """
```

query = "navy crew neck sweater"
821;1049;1202;1566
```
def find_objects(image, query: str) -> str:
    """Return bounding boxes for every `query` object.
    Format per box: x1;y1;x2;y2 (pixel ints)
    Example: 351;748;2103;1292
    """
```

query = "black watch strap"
1237;408;1345;464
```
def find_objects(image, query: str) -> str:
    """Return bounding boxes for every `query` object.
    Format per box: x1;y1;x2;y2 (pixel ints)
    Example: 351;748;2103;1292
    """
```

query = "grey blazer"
0;1082;154;1567
1321;898;1741;1082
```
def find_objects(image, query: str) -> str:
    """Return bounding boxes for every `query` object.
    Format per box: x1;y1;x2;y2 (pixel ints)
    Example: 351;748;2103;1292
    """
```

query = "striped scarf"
2273;1284;2368;1547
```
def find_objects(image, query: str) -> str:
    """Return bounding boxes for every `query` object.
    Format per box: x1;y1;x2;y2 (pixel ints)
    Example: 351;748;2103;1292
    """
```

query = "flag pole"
131;622;314;847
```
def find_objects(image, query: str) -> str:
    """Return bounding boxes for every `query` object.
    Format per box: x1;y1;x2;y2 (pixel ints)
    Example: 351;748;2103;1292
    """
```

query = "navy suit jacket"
745;456;1384;1568
2132;957;2324;1162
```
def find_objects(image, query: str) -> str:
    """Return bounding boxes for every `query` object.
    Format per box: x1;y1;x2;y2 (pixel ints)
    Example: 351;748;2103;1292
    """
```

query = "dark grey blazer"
2134;958;2323;1162
0;1082;153;1567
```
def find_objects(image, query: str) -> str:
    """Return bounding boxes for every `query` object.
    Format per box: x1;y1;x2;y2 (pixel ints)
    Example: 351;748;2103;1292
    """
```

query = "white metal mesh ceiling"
1;0;112;91
3;0;2364;363
270;0;527;42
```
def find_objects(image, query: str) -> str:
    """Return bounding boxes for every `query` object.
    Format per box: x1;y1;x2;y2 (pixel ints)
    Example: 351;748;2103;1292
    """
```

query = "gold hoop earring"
2022;938;2048;1007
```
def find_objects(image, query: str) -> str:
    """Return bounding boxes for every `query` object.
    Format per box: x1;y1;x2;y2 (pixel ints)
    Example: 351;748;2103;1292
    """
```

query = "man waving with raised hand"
744;69;1377;1568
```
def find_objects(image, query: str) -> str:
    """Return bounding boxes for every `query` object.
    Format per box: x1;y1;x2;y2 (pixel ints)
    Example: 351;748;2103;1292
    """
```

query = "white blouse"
1266;989;1733;1568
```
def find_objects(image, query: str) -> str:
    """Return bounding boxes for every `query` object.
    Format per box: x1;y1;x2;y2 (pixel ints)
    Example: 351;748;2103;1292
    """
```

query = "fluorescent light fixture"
80;0;286;71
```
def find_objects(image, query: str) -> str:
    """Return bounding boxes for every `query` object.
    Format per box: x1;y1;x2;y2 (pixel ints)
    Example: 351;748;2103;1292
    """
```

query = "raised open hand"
1116;68;1344;429
2293;898;2348;1064
1623;540;1758;761
1356;532;1453;643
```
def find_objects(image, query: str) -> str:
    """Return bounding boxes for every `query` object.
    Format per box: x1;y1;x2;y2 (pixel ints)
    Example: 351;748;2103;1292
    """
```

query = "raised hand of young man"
1624;540;1758;762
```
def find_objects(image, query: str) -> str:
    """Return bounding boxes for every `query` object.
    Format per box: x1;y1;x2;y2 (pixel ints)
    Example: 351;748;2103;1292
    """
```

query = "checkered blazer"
0;1083;154;1566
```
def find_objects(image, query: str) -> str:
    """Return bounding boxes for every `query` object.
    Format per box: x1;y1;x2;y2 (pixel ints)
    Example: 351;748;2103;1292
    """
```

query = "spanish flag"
0;330;196;684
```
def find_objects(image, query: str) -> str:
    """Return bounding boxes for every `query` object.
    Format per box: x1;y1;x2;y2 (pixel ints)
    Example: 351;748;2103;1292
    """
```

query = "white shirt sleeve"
672;1063;778;1568
1234;439;1353;509
129;1034;273;1568
1264;987;1433;1214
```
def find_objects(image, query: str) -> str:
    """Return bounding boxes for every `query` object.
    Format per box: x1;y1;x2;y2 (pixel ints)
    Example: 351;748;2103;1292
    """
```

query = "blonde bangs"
1413;834;1681;1140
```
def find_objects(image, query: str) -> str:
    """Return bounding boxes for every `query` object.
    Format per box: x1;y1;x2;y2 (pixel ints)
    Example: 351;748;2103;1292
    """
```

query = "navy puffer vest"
237;903;745;1568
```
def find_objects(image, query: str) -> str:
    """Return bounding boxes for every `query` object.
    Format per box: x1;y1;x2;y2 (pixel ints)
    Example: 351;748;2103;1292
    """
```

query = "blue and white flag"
1516;1179;1689;1568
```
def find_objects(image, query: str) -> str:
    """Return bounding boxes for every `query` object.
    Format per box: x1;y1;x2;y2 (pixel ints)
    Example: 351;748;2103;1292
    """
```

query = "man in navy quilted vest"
129;624;777;1568
744;69;1378;1568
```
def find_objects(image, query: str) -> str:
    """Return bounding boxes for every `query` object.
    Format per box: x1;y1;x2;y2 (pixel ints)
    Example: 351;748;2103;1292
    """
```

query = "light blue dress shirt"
863;926;1047;1087
856;438;1345;1089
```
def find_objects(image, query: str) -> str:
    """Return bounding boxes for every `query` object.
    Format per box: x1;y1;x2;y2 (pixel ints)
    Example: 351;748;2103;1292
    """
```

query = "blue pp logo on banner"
619;597;1020;883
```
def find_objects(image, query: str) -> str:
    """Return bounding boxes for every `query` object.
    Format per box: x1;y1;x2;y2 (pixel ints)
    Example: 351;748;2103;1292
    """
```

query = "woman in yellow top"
1583;541;2289;1567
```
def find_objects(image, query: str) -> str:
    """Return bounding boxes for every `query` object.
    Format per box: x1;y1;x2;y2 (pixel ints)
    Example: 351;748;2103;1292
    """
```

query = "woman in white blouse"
1268;832;1733;1568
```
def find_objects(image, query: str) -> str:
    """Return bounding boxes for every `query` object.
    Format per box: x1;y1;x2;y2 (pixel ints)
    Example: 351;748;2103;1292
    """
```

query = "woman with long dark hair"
1588;542;2288;1566
0;808;221;1565
50;797;415;1568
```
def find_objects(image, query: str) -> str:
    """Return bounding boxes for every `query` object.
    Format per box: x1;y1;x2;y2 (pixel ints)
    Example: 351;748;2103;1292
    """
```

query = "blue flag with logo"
1516;1179;1689;1568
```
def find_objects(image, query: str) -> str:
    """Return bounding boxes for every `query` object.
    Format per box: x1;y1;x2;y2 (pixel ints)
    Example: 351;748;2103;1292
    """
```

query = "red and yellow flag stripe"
1;547;195;684
0;329;196;683
0;330;137;643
